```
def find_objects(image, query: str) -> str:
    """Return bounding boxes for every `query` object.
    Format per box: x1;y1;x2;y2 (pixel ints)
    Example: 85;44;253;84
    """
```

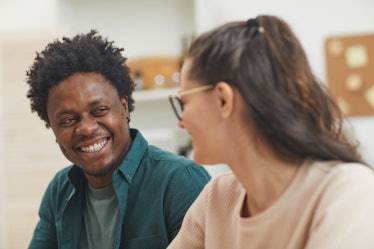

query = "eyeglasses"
169;85;214;120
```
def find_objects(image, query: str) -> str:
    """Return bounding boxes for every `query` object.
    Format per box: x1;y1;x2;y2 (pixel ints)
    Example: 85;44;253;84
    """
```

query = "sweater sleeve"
305;164;374;249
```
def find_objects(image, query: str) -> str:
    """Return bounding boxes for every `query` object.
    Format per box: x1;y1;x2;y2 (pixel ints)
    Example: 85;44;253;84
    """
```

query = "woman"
167;15;374;249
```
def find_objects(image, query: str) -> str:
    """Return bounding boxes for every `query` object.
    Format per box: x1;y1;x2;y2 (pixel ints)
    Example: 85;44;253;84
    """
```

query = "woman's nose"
177;119;184;129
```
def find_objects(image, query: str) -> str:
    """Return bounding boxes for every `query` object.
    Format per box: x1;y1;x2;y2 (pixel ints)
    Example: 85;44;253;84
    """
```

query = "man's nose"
75;116;99;135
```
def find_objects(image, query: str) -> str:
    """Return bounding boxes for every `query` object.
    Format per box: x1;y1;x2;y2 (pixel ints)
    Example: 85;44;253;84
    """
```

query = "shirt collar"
116;128;148;183
68;128;148;185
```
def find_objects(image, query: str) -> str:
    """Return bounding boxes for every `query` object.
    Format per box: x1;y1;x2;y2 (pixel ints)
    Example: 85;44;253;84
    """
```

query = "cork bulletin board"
325;33;374;117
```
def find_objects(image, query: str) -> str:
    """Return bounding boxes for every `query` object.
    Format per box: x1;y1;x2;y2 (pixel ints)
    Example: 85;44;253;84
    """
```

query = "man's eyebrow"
55;109;74;118
88;98;106;107
55;98;106;117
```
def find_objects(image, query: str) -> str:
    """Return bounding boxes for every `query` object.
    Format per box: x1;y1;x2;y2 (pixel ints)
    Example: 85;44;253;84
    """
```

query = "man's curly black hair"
26;29;135;128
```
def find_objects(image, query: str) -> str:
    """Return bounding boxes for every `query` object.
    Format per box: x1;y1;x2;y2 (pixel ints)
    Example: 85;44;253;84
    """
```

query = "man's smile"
78;138;109;153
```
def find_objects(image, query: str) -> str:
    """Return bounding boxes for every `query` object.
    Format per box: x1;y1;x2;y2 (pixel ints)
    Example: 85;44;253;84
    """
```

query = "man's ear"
214;81;234;119
120;97;130;118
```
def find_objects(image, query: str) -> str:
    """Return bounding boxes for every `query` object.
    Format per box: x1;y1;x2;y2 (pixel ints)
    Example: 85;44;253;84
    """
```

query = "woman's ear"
214;81;234;119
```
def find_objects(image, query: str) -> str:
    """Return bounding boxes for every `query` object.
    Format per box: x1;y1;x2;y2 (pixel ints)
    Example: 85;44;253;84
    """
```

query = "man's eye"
92;107;109;116
59;117;76;126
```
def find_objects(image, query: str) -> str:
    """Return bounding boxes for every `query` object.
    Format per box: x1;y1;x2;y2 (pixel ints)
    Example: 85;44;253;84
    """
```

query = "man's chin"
82;162;117;177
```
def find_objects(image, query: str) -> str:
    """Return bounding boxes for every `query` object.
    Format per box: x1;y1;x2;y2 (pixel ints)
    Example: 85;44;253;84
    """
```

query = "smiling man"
26;30;211;249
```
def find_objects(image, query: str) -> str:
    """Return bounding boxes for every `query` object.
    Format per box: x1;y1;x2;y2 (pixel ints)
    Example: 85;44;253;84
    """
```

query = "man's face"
47;72;132;185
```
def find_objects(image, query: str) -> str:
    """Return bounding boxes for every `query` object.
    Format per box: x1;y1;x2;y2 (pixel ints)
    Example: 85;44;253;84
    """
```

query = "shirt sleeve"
305;165;374;249
164;162;210;242
167;177;210;249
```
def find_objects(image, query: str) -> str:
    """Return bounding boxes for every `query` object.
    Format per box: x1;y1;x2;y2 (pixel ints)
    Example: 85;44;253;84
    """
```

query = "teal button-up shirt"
28;129;211;249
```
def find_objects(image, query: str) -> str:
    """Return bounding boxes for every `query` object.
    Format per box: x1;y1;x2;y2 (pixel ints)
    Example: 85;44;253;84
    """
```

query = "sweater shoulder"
204;172;244;202
310;160;374;185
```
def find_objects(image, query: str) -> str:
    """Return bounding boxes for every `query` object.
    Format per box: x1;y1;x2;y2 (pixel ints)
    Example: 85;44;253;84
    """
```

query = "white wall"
0;51;5;249
0;0;195;58
57;0;195;58
194;0;374;165
0;0;59;32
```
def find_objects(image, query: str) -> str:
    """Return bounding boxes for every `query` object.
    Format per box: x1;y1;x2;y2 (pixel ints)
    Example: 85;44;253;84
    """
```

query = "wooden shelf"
133;87;179;102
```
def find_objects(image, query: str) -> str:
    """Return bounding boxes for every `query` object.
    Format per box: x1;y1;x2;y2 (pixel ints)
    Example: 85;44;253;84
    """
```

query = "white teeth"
80;139;107;153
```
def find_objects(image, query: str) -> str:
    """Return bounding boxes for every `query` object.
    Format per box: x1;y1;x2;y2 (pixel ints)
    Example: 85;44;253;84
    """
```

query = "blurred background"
0;0;373;248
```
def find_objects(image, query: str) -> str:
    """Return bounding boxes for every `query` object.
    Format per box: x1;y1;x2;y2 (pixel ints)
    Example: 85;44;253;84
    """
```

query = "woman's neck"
230;142;302;216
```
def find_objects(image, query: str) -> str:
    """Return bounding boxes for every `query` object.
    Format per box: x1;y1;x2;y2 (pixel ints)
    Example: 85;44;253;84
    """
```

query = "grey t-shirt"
80;183;120;249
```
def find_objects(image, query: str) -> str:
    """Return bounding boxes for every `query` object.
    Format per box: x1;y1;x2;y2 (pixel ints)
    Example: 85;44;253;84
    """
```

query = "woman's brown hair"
186;15;363;164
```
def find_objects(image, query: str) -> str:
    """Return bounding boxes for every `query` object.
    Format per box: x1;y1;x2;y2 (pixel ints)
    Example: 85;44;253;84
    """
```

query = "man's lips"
78;138;109;153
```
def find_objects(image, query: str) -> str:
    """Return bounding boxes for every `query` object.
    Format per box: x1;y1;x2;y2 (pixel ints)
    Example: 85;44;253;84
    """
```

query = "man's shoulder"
146;145;192;165
142;145;210;179
143;145;196;169
47;165;80;190
130;129;192;167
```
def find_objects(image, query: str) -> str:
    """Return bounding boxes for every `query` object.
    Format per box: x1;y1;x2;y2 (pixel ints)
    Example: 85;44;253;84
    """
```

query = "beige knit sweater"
168;159;374;249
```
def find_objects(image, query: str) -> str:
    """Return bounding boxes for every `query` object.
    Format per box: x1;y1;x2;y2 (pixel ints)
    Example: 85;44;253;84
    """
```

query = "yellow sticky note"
345;45;369;68
345;74;363;92
328;39;344;56
365;86;374;109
